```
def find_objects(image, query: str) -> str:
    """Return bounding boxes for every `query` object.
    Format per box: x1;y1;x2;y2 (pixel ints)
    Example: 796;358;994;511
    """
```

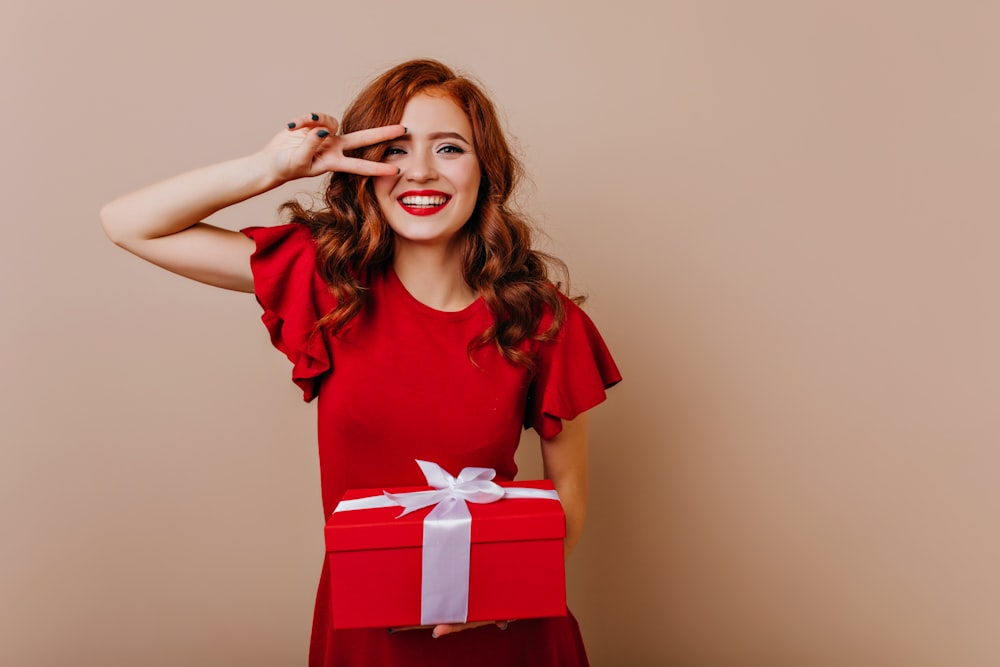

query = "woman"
101;59;620;667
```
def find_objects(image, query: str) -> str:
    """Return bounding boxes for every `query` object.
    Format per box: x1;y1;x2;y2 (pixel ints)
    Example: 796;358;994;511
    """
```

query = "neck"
392;241;477;312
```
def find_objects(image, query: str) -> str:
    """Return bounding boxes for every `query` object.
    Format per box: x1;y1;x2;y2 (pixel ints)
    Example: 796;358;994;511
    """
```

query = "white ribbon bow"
333;460;560;625
385;460;506;516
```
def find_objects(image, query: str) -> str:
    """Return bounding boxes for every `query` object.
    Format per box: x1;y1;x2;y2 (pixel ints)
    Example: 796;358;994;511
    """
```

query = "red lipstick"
397;190;451;216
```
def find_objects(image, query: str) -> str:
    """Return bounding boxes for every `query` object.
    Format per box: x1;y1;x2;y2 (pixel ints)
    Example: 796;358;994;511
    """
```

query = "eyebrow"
394;131;472;144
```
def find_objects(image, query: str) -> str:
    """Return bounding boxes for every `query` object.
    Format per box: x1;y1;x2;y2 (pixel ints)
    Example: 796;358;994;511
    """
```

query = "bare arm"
100;155;274;292
99;113;406;292
541;412;590;559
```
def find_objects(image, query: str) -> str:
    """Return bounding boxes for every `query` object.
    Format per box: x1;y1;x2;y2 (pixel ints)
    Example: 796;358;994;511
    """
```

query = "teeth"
400;195;448;207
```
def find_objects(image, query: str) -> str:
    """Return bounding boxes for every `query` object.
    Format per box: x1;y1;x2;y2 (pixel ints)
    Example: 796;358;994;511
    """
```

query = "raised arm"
99;114;406;292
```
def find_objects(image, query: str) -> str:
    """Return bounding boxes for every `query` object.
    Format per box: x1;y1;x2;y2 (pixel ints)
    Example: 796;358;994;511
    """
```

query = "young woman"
101;59;620;667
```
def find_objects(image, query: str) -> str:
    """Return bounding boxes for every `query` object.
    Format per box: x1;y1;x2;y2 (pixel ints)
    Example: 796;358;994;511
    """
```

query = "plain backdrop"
3;1;999;666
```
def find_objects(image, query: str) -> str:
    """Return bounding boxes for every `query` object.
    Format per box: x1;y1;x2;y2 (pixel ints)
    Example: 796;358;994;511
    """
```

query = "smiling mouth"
397;192;451;216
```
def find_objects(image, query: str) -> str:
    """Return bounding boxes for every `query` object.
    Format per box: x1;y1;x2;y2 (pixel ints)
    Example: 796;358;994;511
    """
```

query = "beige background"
3;1;999;665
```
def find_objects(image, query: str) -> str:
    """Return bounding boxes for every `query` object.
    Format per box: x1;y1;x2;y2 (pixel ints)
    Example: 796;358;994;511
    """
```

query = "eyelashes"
382;144;466;159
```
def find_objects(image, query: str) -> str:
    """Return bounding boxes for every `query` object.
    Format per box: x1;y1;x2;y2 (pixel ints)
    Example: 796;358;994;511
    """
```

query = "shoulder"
525;288;622;437
532;289;618;378
240;222;336;308
534;289;592;340
241;222;316;254
240;223;326;287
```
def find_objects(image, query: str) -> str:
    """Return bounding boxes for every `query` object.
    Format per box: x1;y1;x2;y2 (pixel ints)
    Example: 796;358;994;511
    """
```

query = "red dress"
242;224;621;667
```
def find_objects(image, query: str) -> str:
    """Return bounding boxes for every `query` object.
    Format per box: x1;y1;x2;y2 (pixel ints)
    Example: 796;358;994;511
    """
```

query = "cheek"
372;180;398;220
455;162;481;197
373;177;393;200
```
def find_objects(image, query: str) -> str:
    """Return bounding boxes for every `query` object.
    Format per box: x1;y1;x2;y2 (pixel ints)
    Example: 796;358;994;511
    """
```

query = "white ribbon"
333;459;561;625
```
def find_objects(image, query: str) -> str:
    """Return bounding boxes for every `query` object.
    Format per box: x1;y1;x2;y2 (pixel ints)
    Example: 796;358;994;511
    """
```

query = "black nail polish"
387;628;395;634
311;113;319;121
318;129;330;138
404;126;409;134
287;122;296;129
397;167;402;175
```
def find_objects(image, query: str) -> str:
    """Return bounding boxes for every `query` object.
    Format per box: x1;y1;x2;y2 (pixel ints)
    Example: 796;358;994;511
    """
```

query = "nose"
403;149;436;182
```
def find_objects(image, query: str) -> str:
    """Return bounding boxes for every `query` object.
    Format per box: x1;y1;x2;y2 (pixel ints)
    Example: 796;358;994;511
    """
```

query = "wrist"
238;151;286;193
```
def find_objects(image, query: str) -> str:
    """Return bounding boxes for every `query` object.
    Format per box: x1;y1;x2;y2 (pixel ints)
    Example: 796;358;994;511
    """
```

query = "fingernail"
387;628;395;634
498;621;509;630
318;129;330;138
431;632;440;639
311;113;319;121
404;126;409;134
397;167;402;175
287;122;296;129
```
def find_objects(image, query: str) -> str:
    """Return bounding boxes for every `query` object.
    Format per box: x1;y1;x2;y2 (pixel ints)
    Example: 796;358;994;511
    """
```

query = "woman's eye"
384;146;406;157
438;145;465;154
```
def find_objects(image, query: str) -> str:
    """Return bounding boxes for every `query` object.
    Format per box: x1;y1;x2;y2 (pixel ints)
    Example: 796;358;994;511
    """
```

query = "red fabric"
242;223;621;667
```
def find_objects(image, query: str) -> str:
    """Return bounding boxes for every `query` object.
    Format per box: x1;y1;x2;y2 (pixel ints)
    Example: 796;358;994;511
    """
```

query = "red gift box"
325;467;567;630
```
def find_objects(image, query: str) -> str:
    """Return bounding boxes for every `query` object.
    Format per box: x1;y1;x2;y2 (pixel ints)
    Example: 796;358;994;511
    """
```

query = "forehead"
399;93;473;137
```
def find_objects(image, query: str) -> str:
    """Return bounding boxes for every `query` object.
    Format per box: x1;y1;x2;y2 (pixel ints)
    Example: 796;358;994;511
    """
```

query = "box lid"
325;480;565;552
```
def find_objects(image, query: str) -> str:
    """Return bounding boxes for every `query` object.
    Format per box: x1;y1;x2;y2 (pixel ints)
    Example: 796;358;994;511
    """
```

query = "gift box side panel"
330;546;423;629
467;538;568;622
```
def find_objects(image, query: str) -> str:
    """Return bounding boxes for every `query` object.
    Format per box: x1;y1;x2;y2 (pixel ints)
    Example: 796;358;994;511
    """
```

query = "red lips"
397;190;451;216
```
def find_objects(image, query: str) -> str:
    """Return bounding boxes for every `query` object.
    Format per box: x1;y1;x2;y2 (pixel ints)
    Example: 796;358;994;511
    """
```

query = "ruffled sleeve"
526;296;622;440
241;224;336;402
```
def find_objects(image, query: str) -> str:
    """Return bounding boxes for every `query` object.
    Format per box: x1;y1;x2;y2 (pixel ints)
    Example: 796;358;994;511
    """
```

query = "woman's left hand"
433;620;511;637
389;620;511;637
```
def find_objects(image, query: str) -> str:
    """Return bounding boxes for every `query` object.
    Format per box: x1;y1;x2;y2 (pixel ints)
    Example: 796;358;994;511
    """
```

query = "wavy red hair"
282;59;572;371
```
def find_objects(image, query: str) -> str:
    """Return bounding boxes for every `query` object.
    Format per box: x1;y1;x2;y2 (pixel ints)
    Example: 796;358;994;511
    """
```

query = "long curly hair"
282;59;572;372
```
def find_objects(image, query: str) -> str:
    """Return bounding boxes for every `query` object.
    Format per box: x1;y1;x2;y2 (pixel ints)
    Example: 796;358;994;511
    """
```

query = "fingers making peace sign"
264;111;406;183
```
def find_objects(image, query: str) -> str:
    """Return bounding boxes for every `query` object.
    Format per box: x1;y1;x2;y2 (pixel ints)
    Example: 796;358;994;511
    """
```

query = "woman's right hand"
262;112;406;184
